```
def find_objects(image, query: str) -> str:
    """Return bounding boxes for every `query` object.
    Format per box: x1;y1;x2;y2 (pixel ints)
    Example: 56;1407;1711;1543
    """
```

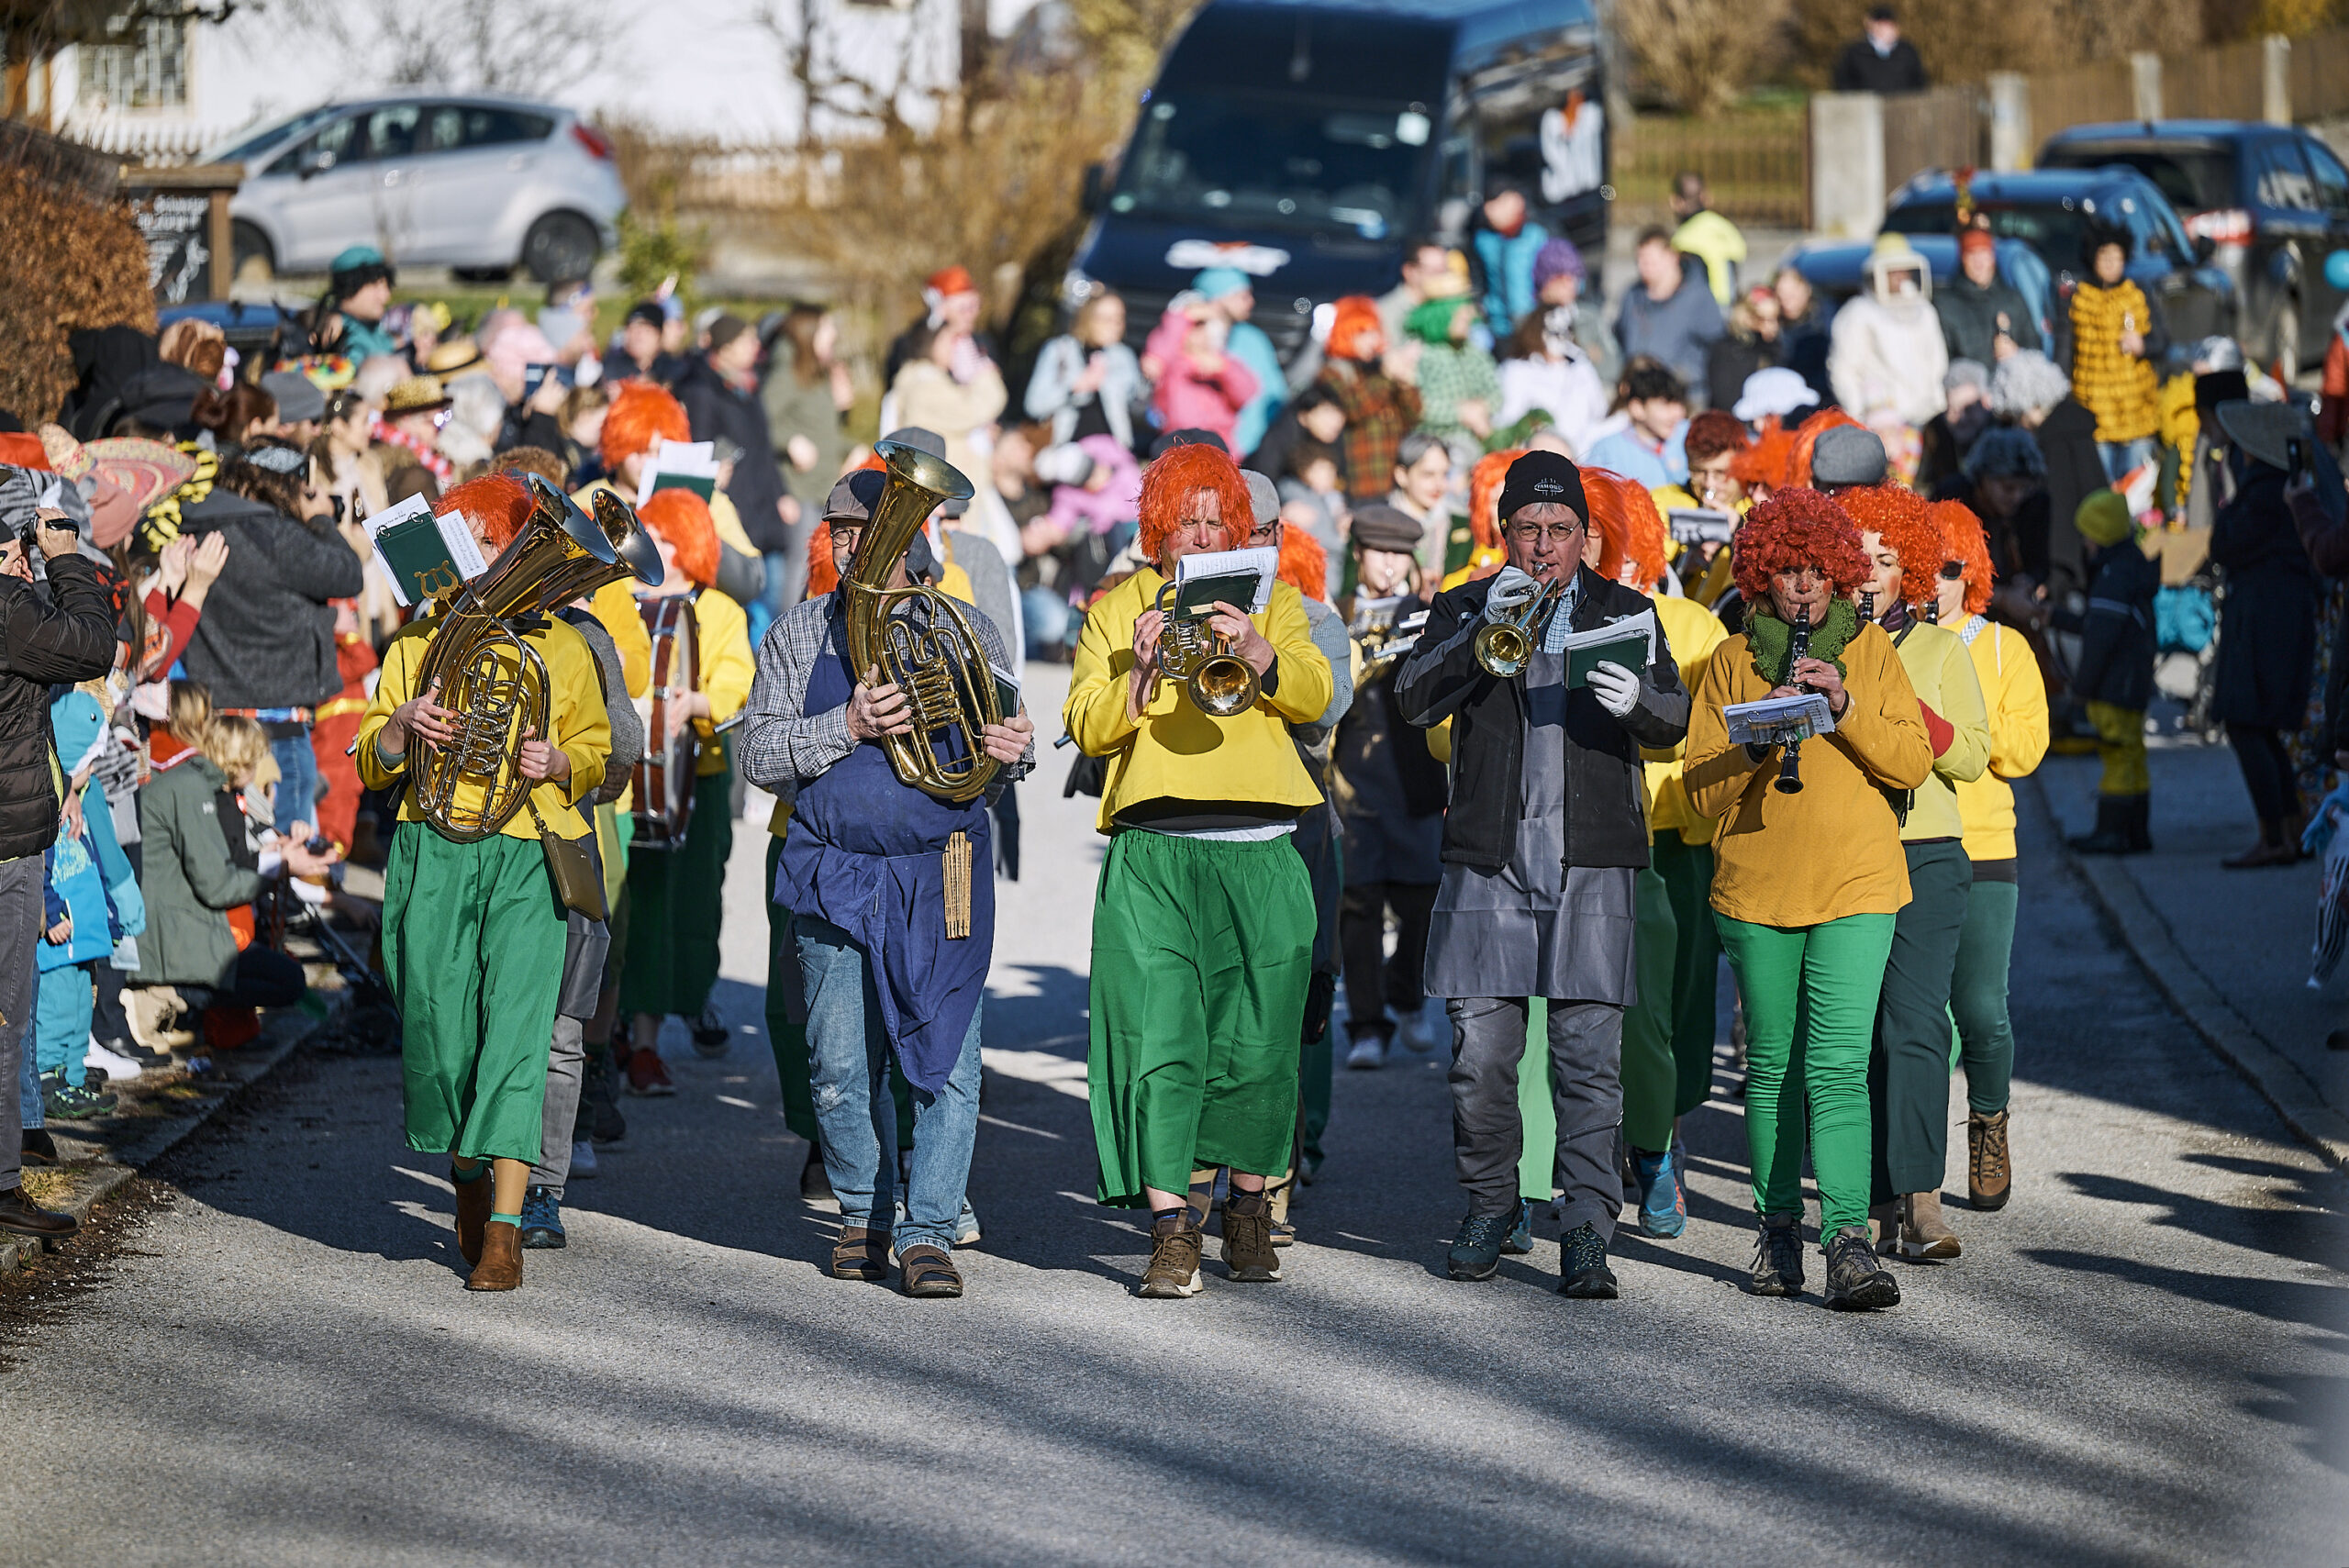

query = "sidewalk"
2036;736;2349;1167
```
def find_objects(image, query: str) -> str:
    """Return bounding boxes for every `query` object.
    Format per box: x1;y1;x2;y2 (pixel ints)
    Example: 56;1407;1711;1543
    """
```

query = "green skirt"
1088;829;1313;1206
619;760;733;1019
384;827;570;1163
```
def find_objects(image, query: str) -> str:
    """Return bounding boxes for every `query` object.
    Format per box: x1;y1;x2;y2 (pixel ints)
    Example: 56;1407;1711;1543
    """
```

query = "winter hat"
329;245;394;299
260;369;326;425
1496;450;1586;522
1943;359;1990;395
1193;267;1250;302
1243;469;1280;529
1348;503;1426;554
2075;487;2135;548
1531;238;1586;293
1809;424;1888;489
1404;296;1467;346
1732;366;1819;423
706;314;751;354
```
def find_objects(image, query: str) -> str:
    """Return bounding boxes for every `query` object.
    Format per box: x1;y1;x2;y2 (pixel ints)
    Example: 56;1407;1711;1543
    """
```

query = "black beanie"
1496;450;1586;522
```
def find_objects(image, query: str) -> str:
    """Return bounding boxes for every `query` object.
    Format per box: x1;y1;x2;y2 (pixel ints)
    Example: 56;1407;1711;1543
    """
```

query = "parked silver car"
203;93;626;284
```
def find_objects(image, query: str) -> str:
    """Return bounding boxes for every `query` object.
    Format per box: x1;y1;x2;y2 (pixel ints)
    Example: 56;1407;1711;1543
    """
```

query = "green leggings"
1950;875;2019;1116
1715;910;1897;1234
1618;865;1681;1152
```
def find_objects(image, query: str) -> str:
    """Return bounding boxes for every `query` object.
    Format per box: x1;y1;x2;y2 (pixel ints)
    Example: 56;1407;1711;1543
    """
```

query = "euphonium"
841;439;1006;804
412;476;662;840
1473;578;1566;678
1152;580;1261;717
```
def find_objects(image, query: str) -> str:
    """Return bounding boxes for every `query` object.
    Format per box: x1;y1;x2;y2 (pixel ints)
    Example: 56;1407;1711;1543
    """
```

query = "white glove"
1485;565;1541;620
1586;661;1642;718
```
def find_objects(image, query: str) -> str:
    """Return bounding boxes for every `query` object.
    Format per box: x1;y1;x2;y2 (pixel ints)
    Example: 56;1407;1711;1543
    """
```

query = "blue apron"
777;605;993;1093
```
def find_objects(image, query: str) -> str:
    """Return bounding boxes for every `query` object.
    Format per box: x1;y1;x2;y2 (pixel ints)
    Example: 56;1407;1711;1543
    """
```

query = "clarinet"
1774;606;1811;795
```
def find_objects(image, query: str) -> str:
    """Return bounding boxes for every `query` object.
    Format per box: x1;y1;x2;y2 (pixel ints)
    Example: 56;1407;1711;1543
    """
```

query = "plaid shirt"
737;591;1034;804
1319;361;1425;502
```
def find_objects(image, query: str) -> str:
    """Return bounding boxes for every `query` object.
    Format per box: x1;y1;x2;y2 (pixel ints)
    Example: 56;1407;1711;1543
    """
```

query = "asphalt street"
0;662;2343;1567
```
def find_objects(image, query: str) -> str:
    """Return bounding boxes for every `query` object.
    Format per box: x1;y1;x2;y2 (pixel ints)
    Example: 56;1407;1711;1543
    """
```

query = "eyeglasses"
829;523;864;545
1508;521;1586;545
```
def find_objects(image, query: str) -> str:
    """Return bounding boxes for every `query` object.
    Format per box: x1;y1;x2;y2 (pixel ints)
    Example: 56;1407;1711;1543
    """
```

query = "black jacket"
1707;335;1778;418
2211;462;2318;729
2033;397;2108;598
2065;539;2158;711
176;489;362;709
1394;565;1688;872
1832;38;1928;93
0;554;118;859
673;354;791;552
1936;276;2043;367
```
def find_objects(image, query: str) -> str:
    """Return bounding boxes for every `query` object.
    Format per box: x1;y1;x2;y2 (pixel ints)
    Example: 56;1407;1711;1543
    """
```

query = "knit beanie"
2075;487;2135;548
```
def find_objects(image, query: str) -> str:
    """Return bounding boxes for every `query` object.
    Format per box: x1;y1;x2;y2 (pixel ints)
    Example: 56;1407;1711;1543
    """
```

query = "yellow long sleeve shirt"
1064;568;1333;834
1889;618;1990;843
1686;620;1933;928
1953;616;2051;862
685;586;755;776
357;612;609;841
1642;593;1730;844
571;480;658;700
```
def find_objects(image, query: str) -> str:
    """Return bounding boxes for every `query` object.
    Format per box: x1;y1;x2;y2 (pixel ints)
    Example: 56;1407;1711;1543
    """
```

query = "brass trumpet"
1152;581;1260;717
1473;578;1567;678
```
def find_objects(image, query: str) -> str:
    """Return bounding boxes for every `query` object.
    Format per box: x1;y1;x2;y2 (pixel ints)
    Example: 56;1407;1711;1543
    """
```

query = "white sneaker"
1345;1034;1385;1071
1397;1008;1434;1053
570;1139;598;1179
83;1038;144;1082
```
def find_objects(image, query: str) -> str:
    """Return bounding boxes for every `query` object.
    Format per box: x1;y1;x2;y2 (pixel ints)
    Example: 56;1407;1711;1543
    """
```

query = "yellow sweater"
572;476;763;701
357;613;609;841
1953;617;2050;862
678;586;754;776
1686;621;1933;928
1642;593;1730;844
1064;567;1333;834
1889;618;1989;842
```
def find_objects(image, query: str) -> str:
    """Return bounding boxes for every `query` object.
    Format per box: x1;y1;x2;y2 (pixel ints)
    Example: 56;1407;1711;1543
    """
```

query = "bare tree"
256;0;615;95
1618;0;1792;116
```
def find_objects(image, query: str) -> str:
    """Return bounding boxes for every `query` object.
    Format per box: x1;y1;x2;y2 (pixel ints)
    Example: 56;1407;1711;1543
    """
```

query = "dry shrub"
0;164;155;423
1622;0;1794;115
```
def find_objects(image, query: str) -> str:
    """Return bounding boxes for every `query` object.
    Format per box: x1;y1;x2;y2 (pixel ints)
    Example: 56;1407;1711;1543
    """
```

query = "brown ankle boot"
1898;1192;1961;1260
466;1220;523;1291
1968;1110;2011;1210
1869;1201;1899;1254
453;1169;492;1266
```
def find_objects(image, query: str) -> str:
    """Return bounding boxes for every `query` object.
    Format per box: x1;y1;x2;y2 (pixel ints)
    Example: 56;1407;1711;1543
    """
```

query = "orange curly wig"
600;381;691;472
1138;441;1254;563
1731;486;1870;604
1275;522;1330;601
1468;448;1525;551
1931;498;1994;617
807;520;841;597
1833;484;1943;607
639;488;720;590
1786;406;1861;490
434;473;535;554
1327;295;1384;361
1732;417;1798;491
1580;468;1669;590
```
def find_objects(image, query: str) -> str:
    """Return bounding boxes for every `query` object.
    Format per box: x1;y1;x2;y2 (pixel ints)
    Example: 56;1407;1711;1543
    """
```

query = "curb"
2032;774;2349;1172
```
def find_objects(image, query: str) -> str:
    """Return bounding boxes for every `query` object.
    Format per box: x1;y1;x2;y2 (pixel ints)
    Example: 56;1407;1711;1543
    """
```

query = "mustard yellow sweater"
1642;593;1731;845
1890;618;1989;843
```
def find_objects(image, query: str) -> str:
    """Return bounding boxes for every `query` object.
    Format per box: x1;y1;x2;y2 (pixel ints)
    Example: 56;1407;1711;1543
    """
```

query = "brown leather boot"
466;1220;522;1290
1898;1191;1962;1260
1968;1110;2011;1210
453;1168;492;1266
1869;1201;1899;1254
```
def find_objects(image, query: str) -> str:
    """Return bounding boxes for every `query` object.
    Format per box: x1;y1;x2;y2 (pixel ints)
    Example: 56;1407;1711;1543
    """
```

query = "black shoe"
1557;1221;1619;1298
39;1070;115;1120
2069;795;2132;855
689;1005;730;1058
2123;793;2154;852
1445;1212;1512;1280
19;1129;58;1167
100;1035;167;1070
584;1051;628;1143
0;1186;78;1240
1823;1225;1901;1310
1750;1214;1805;1296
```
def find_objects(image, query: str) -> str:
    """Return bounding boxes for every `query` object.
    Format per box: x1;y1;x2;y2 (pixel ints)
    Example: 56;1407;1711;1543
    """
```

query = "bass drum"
630;595;701;849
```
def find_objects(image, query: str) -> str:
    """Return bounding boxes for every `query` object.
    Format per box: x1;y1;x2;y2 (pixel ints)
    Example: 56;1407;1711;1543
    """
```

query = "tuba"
1152;580;1260;717
1474;578;1567;678
412;476;663;841
841;439;1007;804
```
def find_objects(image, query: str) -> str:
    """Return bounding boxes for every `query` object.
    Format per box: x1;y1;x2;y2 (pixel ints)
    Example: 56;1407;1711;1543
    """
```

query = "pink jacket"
1145;307;1259;450
1043;434;1143;539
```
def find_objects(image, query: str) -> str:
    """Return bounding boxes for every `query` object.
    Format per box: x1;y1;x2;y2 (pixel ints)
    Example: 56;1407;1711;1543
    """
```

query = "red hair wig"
1833;484;1943;607
1683;408;1752;467
807;519;841;597
1327;295;1384;361
1731;417;1797;491
639;488;720;590
1467;448;1525;551
1137;441;1254;563
1275;522;1330;601
1580;468;1669;590
434;473;534;554
1786;406;1861;490
1731;486;1871;604
1931;498;1994;617
599;381;690;472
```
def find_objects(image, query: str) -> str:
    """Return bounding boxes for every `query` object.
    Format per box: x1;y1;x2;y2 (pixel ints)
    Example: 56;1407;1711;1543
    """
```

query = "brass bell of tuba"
1473;578;1567;679
841;439;1008;804
411;475;663;841
1152;580;1261;717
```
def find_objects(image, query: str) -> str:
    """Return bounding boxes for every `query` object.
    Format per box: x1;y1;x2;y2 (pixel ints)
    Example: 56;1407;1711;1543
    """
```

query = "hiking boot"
1631;1146;1687;1239
1897;1191;1962;1260
1750;1214;1805;1296
1822;1225;1901;1310
830;1226;889;1281
1504;1197;1534;1254
1968;1110;2011;1210
623;1045;674;1096
20;1129;58;1167
518;1186;566;1250
1557;1222;1619;1299
1220;1189;1281;1282
689;1005;730;1059
2123;793;2154;852
39;1070;114;1121
1138;1212;1203;1298
2069;795;2132;855
1446;1212;1513;1281
0;1187;77;1240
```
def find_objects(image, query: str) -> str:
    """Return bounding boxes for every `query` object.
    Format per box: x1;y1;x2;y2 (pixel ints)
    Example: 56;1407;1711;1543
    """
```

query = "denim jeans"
796;913;983;1254
17;1026;40;1133
2098;437;2157;484
269;729;321;838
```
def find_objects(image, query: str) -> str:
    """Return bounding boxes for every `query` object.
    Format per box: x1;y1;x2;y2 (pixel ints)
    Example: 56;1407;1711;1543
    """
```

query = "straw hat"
383;374;451;417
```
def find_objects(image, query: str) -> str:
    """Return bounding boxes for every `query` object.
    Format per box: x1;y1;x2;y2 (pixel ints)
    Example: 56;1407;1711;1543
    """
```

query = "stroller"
2154;571;2221;739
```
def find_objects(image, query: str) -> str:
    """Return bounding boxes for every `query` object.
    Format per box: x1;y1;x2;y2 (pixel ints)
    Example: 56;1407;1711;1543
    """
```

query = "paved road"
2;663;2344;1566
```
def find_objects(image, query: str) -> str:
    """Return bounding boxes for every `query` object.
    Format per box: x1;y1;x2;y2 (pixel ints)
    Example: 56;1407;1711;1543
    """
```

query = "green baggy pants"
1652;834;1724;1118
1950;873;2019;1117
1615;864;1682;1152
1872;840;1973;1204
620;757;733;1020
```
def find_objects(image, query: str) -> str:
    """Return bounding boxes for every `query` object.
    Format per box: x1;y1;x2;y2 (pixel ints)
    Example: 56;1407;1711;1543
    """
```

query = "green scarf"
1747;598;1861;685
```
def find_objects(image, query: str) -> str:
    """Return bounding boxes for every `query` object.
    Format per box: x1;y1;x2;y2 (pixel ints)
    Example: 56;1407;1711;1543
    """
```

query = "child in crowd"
2063;488;2159;853
1278;439;1349;562
35;688;135;1118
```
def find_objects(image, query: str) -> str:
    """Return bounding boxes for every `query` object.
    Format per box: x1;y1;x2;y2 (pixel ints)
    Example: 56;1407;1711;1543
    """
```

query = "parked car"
201;93;625;284
2038;119;2349;379
1786;167;2238;358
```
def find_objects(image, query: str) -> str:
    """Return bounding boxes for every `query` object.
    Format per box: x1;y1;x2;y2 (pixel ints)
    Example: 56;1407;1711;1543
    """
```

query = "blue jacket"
1475;222;1551;340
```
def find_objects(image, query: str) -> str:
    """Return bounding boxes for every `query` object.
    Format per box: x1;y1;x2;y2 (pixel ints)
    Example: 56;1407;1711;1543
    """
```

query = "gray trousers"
1447;995;1624;1242
530;1015;585;1196
0;857;42;1195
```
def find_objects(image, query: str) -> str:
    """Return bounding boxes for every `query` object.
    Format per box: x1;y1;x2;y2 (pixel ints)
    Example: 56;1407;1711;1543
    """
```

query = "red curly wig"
1137;441;1254;564
1580;468;1669;590
1931;498;1994;617
1833;484;1943;607
1731;417;1797;492
807;519;841;597
1731;486;1871;604
1467;448;1525;551
1786;406;1861;490
1276;523;1330;601
639;488;720;590
1684;408;1752;468
600;381;691;472
434;473;535;554
1327;295;1384;361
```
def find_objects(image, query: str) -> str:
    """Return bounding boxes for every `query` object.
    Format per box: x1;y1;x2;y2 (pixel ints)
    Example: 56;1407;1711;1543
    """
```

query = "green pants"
620;760;733;1019
1618;865;1681;1152
1716;910;1897;1234
384;827;570;1164
1089;830;1312;1206
1653;835;1724;1118
1951;873;2019;1116
1872;840;1973;1203
764;837;912;1148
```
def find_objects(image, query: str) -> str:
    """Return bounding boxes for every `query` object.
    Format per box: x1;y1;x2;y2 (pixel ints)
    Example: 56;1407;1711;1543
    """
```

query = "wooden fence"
1614;111;1807;228
1882;87;1986;197
2163;34;2270;122
2025;59;2137;150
